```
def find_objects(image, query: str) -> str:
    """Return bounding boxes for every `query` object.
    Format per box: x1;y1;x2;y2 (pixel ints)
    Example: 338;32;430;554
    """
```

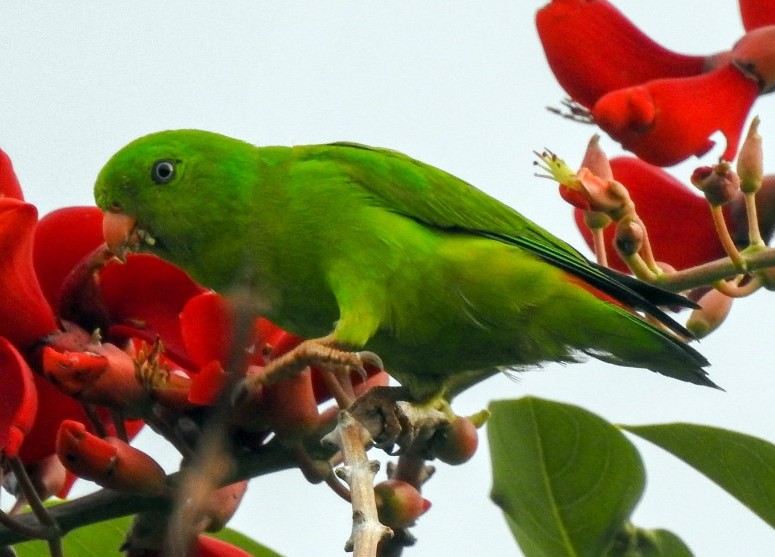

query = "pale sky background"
2;2;774;556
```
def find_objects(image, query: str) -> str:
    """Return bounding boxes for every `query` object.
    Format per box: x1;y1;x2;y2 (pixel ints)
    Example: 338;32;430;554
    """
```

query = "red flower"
537;0;768;166
591;64;760;166
536;0;707;109
56;420;166;494
100;253;204;369
0;197;58;349
0;147;143;469
33;206;105;311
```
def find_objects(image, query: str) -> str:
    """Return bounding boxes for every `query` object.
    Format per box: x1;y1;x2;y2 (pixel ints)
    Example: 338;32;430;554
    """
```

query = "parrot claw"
232;339;385;409
354;351;384;380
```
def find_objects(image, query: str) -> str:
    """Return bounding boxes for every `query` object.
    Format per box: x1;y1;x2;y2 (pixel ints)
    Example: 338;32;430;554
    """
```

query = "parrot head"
94;129;259;285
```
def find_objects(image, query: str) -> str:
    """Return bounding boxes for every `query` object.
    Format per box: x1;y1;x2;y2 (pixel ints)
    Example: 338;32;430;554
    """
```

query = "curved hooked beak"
102;211;138;262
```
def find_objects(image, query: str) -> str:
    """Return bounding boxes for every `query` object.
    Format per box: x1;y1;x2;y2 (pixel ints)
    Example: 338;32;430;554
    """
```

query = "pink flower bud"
691;162;741;206
614;219;645;257
737;116;763;194
429;416;479;465
374;479;431;529
686;289;734;338
580;135;613;181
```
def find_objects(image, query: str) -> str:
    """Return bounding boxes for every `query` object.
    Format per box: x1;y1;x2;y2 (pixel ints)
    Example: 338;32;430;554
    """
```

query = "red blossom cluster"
0;146;389;552
537;0;775;166
537;0;775;338
571;156;775;273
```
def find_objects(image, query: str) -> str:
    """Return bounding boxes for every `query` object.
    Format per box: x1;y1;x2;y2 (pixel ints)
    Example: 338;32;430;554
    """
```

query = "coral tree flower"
535;0;708;108
573;157;728;272
0;147;144;470
0;196;58;350
536;0;771;166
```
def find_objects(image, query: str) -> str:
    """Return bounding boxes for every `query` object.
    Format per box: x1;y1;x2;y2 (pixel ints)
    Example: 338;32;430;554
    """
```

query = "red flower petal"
0;148;23;200
574;157;726;271
100;254;204;361
33;206;104;310
592;63;760;166
180;292;234;369
18;374;89;464
536;0;707;108
0;337;38;457
0;198;57;349
194;536;252;557
188;360;228;406
739;1;775;31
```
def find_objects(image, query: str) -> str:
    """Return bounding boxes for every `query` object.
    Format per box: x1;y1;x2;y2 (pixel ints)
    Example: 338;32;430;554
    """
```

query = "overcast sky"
2;2;774;556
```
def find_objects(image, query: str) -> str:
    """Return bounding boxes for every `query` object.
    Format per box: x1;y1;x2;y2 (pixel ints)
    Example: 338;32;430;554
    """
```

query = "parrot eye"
151;159;177;184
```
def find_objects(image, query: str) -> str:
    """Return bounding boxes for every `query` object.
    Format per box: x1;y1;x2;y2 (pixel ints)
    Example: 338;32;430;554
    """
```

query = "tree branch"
656;246;775;293
0;441;297;546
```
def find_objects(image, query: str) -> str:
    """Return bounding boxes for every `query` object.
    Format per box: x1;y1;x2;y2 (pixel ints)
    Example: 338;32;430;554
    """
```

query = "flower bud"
614;218;645;257
429;416;480;465
198;481;249;533
737;116;763;194
374;479;431;529
580;134;613;181
56;420;166;494
685;288;734;338
42;341;151;415
691;162;741;206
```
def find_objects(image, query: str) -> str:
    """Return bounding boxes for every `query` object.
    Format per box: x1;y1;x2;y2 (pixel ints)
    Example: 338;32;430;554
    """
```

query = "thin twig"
656;246;775;292
710;205;747;270
745;192;766;247
712;275;762;298
620;252;658;282
329;411;392;557
8;458;62;557
0;439;297;547
590;228;607;267
164;289;259;557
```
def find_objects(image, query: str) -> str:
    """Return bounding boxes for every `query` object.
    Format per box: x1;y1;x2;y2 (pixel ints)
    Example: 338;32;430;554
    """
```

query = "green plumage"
94;129;717;398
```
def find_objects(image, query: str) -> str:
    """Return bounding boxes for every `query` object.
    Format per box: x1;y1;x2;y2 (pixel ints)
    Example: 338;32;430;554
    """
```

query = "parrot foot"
347;385;450;452
348;386;410;450
235;337;384;406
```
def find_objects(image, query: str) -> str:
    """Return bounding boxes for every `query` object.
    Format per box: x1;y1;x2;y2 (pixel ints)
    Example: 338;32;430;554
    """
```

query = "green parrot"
94;129;717;400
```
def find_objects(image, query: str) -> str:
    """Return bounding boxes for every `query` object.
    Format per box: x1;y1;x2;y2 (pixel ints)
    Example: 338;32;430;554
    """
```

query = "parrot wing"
322;142;693;336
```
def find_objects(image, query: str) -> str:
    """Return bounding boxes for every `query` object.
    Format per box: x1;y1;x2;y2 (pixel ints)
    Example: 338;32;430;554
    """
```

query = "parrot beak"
102;211;138;262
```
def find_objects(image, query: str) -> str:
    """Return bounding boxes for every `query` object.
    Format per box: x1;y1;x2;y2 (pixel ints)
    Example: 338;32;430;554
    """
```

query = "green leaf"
623;422;775;530
14;514;284;556
14;516;132;557
488;397;645;557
